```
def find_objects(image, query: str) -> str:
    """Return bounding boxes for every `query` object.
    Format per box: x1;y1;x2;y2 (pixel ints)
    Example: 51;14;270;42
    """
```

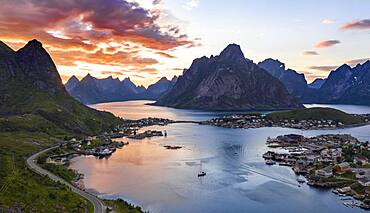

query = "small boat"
198;171;206;177
341;198;352;200
198;162;206;177
265;159;275;165
297;176;306;183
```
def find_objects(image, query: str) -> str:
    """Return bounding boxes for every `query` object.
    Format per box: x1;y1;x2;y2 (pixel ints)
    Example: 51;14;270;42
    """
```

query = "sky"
0;0;369;86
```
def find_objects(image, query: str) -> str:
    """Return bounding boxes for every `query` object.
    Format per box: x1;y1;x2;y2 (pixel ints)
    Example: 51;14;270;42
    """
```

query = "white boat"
296;176;306;183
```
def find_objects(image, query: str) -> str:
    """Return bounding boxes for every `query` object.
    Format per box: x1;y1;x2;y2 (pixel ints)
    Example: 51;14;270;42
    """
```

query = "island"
201;107;370;130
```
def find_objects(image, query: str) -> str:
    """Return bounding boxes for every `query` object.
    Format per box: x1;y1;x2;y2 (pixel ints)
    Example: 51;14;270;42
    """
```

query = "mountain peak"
82;73;95;81
336;64;351;72
15;39;64;93
219;44;245;62
171;75;178;83
258;58;285;71
23;39;43;50
158;77;168;82
0;40;15;54
69;75;79;82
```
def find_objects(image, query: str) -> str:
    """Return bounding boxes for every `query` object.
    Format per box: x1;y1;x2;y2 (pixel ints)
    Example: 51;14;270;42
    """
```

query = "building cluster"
127;130;165;140
202;114;356;130
263;134;370;209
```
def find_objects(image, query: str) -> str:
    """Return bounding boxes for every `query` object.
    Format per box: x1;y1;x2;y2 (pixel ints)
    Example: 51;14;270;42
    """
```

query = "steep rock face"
258;58;308;98
146;76;177;99
15;39;64;93
65;75;79;92
317;64;353;102
69;74;104;104
0;39;120;134
155;44;303;110
337;61;370;105
302;61;370;105
308;78;326;89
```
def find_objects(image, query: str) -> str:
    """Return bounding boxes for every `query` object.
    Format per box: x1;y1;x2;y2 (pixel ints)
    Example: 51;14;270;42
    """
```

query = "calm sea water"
70;101;370;213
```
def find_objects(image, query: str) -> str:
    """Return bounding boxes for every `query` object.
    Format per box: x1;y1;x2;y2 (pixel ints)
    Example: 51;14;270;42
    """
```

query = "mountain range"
0;39;120;135
256;58;370;106
60;42;370;108
154;44;303;110
65;75;177;104
258;58;308;99
305;61;370;105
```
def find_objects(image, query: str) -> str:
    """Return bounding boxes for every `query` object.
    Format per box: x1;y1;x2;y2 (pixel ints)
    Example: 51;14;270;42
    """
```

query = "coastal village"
202;113;370;130
41;115;370;211
262;133;370;209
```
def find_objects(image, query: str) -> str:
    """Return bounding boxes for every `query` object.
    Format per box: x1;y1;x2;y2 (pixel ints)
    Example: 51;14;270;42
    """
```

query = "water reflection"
71;101;370;213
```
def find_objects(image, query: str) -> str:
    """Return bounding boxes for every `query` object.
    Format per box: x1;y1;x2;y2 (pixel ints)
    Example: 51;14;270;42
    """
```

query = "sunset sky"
0;0;369;86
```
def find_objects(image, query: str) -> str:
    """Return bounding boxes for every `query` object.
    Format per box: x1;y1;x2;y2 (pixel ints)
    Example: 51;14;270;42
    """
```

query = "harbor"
262;133;370;210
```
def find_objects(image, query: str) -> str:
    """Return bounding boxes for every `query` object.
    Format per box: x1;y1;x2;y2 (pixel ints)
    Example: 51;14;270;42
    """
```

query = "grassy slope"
0;78;121;136
0;84;122;211
266;107;364;125
0;132;93;212
0;41;130;212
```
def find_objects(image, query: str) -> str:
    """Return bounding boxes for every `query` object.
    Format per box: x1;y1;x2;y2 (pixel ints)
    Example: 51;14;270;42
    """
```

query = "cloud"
308;66;338;72
315;40;341;48
0;0;200;84
341;19;370;30
303;51;319;56
100;71;125;76
345;58;370;66
155;51;176;58
185;0;199;9
322;19;335;24
152;0;162;5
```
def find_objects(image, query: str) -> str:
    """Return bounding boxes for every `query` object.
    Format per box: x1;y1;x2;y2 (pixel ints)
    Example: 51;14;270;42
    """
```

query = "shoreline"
47;116;370;212
262;134;370;210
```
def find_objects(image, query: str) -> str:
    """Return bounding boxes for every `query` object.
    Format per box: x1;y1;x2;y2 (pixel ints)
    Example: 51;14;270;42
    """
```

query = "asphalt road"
26;145;105;213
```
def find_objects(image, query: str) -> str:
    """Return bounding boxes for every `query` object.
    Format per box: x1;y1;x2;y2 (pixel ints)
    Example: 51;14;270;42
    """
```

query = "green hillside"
0;40;122;212
266;107;364;125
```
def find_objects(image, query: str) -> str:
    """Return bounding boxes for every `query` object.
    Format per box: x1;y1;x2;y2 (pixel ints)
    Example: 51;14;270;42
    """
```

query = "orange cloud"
0;0;198;81
155;51;176;58
341;19;370;30
315;40;340;48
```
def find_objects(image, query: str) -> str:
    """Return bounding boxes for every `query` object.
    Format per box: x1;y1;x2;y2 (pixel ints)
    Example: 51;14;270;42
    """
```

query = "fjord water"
70;101;370;213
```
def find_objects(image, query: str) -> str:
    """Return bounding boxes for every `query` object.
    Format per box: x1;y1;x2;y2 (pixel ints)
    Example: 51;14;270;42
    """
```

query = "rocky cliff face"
0;39;120;134
301;61;370;105
65;75;79;92
308;78;326;89
146;76;177;99
155;44;303;110
15;39;65;93
258;58;308;98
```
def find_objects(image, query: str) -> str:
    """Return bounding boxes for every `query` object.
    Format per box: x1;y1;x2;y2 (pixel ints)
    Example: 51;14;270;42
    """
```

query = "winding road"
26;145;105;213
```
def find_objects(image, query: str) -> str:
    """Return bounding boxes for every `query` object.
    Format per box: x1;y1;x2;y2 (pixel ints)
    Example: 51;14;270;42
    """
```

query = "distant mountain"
65;75;79;92
258;58;308;98
66;74;177;104
302;61;370;105
0;39;120;135
146;76;177;99
308;78;326;89
154;44;303;110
